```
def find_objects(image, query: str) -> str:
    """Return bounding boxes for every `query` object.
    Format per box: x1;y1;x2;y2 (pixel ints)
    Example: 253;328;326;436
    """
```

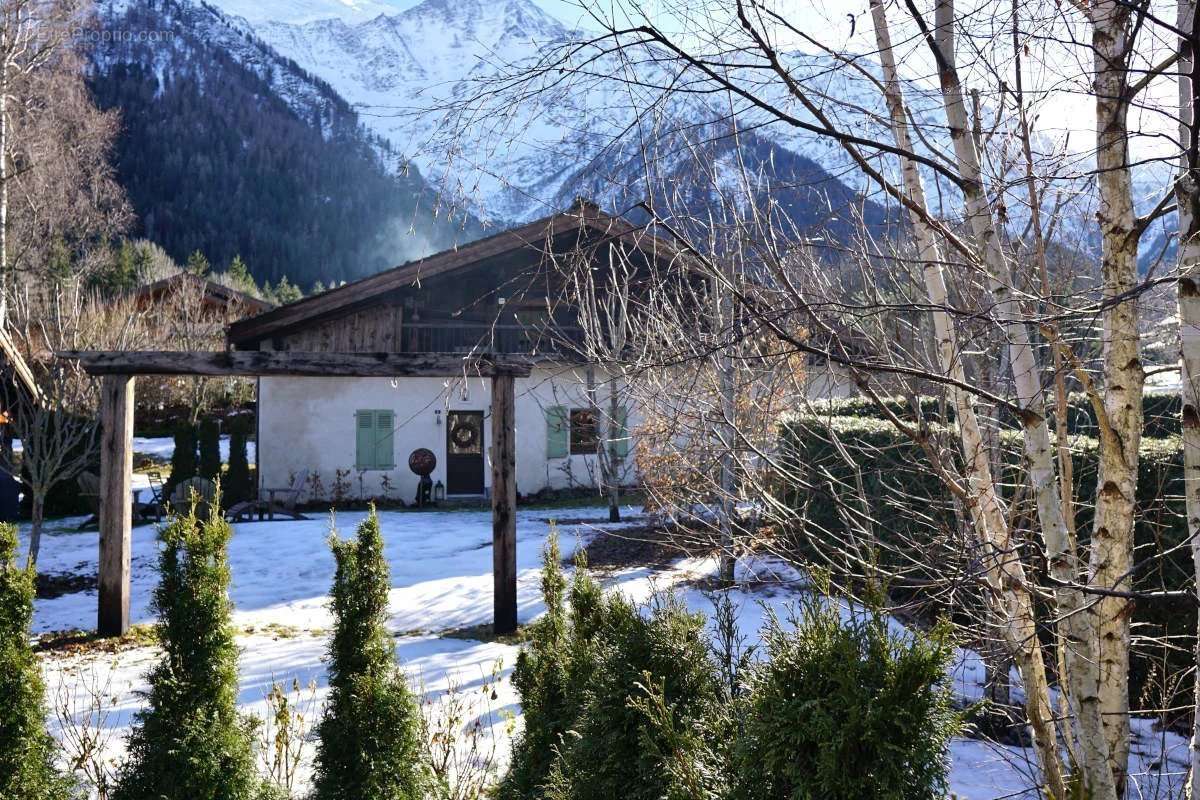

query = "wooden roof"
138;273;274;315
0;328;39;402
226;202;689;348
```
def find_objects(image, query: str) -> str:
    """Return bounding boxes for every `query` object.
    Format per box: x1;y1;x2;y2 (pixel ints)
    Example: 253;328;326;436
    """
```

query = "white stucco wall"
255;364;639;502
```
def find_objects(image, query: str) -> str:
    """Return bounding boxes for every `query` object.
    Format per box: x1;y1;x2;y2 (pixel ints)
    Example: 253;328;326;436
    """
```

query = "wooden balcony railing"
400;323;585;355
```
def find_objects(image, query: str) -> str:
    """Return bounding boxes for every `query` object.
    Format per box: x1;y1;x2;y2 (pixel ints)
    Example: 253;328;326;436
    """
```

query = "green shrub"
198;417;222;482
0;524;71;800
312;507;433;800
543;593;725;800
225;417;253;505
500;531;574;799
111;494;268;800
165;422;198;500
731;603;958;800
505;533;959;800
778;415;1193;716
503;533;726;800
807;391;1183;438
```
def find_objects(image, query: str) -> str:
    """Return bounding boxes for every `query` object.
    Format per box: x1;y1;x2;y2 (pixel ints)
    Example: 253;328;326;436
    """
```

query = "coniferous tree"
165;421;198;502
224;416;253;506
111;496;268;800
499;531;573;799
0;524;70;800
313;507;433;800
267;276;302;306
227;254;255;294
198;417;221;482
186;249;210;277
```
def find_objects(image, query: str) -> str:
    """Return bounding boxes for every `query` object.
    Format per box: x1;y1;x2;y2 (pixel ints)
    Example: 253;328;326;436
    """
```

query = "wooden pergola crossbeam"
57;349;524;638
61;349;533;378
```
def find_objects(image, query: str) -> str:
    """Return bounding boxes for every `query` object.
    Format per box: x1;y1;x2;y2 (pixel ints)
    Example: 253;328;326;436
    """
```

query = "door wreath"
451;421;478;450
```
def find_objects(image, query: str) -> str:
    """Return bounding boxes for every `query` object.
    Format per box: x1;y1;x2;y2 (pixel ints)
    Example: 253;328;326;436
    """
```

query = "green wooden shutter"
375;410;395;469
545;405;569;459
356;410;376;469
609;406;630;460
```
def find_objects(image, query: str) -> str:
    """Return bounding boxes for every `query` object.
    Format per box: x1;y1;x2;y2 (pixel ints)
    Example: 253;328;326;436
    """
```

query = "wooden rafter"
59;350;533;378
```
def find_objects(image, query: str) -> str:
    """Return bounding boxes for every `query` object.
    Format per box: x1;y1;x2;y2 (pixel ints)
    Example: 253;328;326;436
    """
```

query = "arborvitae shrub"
312;507;433;800
500;531;573;799
543;593;723;800
198;416;222;481
731;601;958;800
111;493;268;800
505;536;959;800
503;534;723;800
225;416;253;505
165;421;198;500
0;524;70;800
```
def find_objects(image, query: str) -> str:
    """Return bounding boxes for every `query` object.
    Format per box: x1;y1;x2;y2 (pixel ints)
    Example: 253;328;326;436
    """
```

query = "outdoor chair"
226;469;308;522
170;476;218;520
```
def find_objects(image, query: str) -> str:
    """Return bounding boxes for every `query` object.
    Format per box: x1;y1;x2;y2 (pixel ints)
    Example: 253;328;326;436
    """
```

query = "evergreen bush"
111;494;269;800
198;416;222;481
165;421;198;501
502;534;724;800
543;593;724;800
778;415;1191;708
504;534;961;800
731;602;958;800
225;416;253;505
500;532;576;799
0;523;71;800
312;507;433;800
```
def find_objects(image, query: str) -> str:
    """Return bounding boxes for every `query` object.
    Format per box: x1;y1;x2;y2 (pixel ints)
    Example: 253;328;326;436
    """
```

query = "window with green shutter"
545;405;569;459
355;410;395;470
609;406;630;460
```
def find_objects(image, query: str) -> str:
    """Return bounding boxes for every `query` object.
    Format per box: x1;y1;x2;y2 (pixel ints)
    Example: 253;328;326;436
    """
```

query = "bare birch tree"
426;0;1189;793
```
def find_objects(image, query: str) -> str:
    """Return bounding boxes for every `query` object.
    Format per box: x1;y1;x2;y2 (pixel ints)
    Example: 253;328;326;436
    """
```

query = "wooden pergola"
60;350;532;638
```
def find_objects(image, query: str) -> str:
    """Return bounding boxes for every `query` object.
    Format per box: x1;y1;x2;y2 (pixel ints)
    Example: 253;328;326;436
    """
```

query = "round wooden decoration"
408;447;437;476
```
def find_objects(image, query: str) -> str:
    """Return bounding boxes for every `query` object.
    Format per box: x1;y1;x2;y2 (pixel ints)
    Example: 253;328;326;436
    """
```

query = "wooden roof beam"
59;350;533;378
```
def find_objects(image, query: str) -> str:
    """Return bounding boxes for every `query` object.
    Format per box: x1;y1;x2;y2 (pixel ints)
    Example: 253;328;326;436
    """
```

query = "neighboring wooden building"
136;273;274;318
226;202;672;502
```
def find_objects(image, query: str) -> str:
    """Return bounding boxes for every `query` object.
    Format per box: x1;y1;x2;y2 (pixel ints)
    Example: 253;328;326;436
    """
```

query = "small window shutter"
609;406;630;460
545;405;569;459
356;410;376;469
375;410;395;469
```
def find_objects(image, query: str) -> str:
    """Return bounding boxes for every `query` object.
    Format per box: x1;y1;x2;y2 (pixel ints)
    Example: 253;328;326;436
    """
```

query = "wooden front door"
446;410;485;494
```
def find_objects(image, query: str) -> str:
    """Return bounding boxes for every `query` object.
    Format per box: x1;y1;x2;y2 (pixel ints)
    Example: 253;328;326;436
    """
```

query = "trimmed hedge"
779;415;1191;715
807;391;1183;439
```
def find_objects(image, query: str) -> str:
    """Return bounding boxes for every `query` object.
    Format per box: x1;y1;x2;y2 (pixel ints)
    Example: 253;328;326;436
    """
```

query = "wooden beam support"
59;350;533;378
490;371;518;635
98;375;134;637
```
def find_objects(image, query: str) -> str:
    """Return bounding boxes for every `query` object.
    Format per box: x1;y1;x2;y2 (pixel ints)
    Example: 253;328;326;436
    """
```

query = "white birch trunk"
1088;6;1143;788
871;4;1069;792
926;3;1117;796
1176;3;1200;794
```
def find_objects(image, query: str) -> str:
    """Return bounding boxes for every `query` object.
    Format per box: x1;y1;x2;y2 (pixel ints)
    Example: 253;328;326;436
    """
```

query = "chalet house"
226;203;665;502
137;272;274;317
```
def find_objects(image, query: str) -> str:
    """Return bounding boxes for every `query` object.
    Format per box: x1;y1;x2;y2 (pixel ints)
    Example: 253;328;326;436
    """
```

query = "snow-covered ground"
26;508;1190;798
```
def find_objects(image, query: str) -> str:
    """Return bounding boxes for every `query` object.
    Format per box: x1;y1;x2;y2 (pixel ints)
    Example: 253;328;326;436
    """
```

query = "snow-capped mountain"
200;0;906;228
90;0;480;288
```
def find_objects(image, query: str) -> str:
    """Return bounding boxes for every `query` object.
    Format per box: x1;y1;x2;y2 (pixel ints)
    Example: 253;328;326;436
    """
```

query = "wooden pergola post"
491;370;518;635
63;350;532;638
98;374;134;637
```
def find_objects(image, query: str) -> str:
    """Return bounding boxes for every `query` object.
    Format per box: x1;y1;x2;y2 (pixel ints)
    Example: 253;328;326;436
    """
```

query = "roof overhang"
226;203;691;348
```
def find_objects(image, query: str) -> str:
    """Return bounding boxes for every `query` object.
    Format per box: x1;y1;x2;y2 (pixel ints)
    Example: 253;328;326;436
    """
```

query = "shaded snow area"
28;508;1189;798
